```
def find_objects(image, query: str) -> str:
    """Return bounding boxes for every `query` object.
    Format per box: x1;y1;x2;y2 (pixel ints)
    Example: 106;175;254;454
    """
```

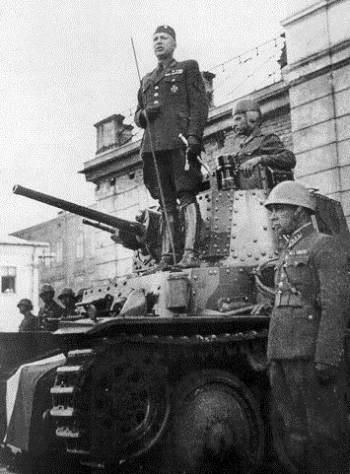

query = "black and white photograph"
1;0;350;472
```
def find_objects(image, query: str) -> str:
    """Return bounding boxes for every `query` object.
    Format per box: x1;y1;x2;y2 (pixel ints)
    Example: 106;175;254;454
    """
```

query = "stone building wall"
282;0;350;222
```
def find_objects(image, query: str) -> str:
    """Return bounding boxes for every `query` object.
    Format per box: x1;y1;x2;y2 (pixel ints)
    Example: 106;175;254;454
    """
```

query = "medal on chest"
170;84;179;94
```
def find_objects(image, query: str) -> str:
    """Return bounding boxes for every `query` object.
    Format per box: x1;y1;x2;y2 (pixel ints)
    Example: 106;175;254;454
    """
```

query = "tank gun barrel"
13;185;145;236
82;219;115;233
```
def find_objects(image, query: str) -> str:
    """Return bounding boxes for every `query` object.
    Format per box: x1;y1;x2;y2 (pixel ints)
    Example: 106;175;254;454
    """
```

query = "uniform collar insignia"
287;222;314;249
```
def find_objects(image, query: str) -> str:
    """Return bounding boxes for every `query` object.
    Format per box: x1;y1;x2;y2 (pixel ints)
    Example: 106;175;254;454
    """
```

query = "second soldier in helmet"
265;181;350;472
38;284;63;330
58;288;77;319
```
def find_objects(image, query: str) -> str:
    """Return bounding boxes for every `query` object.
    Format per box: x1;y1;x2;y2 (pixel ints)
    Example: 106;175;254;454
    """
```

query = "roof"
0;234;49;247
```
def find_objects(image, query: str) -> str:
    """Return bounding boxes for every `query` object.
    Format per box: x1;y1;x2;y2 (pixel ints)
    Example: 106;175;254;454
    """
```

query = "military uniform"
58;287;76;319
135;58;208;212
61;306;76;319
38;300;63;330
268;221;350;471
236;126;296;171
18;313;39;332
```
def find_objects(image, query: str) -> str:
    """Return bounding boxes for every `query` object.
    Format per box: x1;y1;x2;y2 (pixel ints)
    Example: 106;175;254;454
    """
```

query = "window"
39;246;54;267
76;233;84;260
1;266;16;293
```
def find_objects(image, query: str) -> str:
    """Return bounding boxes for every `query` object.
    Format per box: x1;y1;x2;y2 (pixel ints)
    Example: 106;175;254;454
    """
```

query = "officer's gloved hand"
315;362;338;384
144;104;161;122
187;135;201;155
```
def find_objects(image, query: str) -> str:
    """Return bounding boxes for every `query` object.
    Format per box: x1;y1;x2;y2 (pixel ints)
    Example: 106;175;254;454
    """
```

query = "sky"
1;0;314;235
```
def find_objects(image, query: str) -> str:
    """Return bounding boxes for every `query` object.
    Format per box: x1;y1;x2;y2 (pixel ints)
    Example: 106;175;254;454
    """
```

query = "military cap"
233;99;261;116
39;284;55;296
17;298;33;310
264;180;316;213
58;288;75;299
153;25;176;40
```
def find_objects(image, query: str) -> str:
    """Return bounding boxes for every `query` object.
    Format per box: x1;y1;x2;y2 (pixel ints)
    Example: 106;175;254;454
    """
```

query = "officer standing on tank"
134;25;209;268
232;99;296;181
264;181;350;472
38;284;63;330
17;298;39;332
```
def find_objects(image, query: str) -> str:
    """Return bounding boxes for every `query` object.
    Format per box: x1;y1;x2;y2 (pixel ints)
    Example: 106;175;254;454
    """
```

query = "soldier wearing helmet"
265;181;350;471
38;284;63;330
17;298;39;332
232;99;296;181
58;287;76;319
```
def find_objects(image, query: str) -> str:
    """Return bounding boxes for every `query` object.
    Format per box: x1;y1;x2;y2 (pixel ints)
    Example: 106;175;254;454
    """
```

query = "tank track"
50;328;268;470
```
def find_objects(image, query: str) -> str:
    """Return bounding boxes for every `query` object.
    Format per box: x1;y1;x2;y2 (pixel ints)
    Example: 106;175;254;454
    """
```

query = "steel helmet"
39;284;55;296
58;288;75;299
233;99;261;116
17;298;33;310
264;181;316;213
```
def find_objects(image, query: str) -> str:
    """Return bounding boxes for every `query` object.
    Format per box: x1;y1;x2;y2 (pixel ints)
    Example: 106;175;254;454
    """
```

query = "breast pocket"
286;255;311;286
164;75;184;96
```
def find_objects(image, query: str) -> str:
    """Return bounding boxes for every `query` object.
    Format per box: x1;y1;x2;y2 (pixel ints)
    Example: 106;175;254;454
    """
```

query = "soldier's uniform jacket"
18;313;39;332
268;222;349;367
236;126;296;170
38;300;63;329
135;58;208;153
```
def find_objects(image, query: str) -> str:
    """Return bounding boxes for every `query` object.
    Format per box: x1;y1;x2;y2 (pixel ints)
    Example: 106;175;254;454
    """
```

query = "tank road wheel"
88;348;170;467
162;370;265;473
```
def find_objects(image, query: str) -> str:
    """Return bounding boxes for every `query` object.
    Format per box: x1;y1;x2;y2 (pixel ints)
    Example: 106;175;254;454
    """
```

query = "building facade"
282;0;350;216
0;235;48;331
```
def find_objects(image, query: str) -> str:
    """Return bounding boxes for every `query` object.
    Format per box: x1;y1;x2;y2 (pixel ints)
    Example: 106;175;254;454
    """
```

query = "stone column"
282;0;350;223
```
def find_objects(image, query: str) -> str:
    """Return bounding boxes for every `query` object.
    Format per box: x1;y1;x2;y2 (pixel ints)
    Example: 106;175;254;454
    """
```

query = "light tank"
8;159;350;473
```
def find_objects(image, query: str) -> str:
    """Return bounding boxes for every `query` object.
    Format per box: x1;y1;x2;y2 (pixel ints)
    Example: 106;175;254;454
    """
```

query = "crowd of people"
16;284;79;332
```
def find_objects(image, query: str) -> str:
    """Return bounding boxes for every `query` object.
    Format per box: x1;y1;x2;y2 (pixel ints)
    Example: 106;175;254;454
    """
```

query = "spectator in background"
38;284;63;330
17;299;39;332
58;288;76;319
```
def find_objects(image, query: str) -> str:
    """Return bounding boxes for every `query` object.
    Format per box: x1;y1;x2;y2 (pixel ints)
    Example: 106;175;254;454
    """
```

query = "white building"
0;235;48;332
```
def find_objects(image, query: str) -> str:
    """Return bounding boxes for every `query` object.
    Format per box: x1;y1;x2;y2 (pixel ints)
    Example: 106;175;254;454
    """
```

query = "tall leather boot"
177;202;201;268
158;212;179;270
